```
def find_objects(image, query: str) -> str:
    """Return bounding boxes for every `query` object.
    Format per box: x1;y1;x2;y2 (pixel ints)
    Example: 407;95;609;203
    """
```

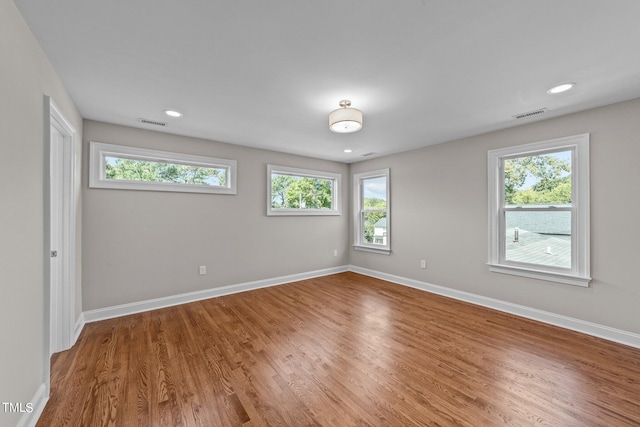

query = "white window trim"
353;168;391;255
89;141;237;194
487;134;590;286
267;164;341;216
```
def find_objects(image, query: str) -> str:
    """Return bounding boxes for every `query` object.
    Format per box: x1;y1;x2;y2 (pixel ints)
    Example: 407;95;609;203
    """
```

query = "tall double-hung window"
353;169;390;254
487;134;590;286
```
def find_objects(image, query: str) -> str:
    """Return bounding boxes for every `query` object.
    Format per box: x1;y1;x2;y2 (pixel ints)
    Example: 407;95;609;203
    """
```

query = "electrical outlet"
199;265;206;275
420;260;427;269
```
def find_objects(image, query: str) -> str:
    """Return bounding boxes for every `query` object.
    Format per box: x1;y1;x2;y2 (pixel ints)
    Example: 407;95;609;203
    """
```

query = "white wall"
82;121;350;311
0;0;82;425
350;98;640;335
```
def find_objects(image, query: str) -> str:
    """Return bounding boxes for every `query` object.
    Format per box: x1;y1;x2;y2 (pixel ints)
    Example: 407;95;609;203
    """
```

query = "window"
354;169;390;254
267;165;341;216
89;142;237;194
488;134;590;286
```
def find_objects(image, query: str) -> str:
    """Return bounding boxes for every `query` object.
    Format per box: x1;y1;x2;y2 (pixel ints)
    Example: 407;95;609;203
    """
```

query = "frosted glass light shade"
329;105;363;133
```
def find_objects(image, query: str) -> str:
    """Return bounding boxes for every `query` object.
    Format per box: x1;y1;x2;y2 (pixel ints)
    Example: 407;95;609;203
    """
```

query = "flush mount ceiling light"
547;83;576;94
329;100;362;133
164;109;183;117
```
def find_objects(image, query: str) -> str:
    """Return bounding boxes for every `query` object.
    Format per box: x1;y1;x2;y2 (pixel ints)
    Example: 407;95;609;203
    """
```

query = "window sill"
267;209;341;216
488;263;591;287
90;179;237;194
354;245;391;255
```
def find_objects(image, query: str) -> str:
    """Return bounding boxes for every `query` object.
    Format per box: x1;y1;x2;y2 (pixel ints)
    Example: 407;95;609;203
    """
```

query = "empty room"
2;0;640;426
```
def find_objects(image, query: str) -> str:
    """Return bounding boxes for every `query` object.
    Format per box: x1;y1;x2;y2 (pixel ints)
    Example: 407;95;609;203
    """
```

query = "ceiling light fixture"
344;149;353;153
164;109;183;117
546;83;576;94
329;100;362;133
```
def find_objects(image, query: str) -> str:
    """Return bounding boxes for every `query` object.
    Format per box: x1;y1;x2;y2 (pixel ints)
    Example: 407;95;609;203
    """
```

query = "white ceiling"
15;0;640;163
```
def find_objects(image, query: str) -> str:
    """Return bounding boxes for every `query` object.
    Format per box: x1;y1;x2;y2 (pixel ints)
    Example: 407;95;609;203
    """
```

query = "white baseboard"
73;313;85;344
83;265;349;323
16;383;47;427
349;265;640;349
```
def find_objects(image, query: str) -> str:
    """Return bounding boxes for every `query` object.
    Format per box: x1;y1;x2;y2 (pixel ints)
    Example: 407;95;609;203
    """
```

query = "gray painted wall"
0;0;83;425
350;98;640;334
82;121;350;311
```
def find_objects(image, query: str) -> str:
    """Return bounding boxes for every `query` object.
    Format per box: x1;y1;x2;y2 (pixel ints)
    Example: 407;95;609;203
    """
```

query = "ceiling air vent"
361;152;376;157
138;118;167;127
512;108;548;120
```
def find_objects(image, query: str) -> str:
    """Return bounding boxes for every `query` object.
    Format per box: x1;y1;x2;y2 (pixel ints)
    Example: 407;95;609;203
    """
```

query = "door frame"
44;96;77;391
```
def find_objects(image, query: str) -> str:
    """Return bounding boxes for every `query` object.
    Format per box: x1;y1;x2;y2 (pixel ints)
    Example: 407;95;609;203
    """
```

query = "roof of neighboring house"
505;228;571;268
505;210;571;235
374;218;387;228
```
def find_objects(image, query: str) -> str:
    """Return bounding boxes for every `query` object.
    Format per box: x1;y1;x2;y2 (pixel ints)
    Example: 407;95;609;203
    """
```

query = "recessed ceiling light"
547;83;576;94
164;110;183;117
344;149;353;153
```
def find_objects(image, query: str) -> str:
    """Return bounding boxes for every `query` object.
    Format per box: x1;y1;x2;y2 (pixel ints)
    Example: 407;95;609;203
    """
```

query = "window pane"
105;156;227;186
362;175;388;245
363;176;387;210
270;173;334;210
354;168;390;252
505;210;571;268
504;151;572;207
363;212;387;245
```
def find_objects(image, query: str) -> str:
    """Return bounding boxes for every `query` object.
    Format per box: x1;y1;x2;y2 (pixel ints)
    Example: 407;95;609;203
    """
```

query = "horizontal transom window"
267;165;341;216
89;142;237;194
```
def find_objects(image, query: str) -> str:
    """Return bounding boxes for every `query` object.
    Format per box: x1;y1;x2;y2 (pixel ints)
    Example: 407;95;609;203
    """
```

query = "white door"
49;99;76;354
49;126;65;353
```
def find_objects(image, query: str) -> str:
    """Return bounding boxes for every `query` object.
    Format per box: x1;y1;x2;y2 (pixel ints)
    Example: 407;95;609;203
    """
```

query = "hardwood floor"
38;272;640;426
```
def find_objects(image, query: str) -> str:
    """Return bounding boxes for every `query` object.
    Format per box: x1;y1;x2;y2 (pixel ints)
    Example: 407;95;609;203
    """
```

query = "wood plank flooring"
37;272;640;426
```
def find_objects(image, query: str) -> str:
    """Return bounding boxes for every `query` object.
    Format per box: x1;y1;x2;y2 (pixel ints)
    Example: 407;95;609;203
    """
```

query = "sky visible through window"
363;176;387;201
